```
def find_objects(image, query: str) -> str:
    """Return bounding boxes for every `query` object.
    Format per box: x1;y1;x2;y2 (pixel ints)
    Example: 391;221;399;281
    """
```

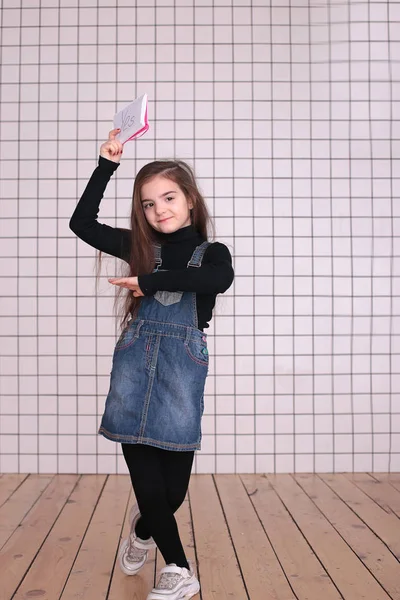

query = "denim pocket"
115;324;139;352
185;337;209;367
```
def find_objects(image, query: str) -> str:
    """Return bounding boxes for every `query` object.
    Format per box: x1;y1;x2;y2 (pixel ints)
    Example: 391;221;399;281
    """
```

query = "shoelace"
156;571;183;590
126;533;147;562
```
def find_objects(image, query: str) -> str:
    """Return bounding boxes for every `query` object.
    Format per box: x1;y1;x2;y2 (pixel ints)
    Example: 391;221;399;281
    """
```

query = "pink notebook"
113;93;149;144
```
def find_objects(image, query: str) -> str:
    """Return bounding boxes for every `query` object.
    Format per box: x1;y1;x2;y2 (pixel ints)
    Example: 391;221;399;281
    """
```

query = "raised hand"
100;129;123;163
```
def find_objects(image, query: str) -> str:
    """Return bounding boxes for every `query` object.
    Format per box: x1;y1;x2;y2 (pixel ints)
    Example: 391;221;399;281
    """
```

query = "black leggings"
121;443;195;570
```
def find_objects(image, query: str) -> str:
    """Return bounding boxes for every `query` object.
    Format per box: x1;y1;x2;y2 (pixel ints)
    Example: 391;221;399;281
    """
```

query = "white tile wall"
0;0;399;474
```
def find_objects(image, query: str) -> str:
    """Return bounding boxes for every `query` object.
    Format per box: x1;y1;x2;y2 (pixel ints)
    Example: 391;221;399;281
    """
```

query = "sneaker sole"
183;580;201;599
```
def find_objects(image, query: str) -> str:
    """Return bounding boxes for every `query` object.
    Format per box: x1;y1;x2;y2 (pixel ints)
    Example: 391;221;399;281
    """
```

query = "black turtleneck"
69;156;234;330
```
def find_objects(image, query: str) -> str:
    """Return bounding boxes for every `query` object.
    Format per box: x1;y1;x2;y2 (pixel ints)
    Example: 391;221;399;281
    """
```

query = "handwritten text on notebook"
113;94;149;143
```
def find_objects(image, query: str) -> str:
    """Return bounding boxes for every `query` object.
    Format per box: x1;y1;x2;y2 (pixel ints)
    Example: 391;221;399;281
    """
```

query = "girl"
69;129;234;600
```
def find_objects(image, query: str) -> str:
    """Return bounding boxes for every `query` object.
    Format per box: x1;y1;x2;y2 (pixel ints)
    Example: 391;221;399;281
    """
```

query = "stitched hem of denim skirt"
98;427;201;452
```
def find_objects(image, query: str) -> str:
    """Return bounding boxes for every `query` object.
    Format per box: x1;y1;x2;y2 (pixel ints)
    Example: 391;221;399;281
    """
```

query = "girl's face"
140;175;193;233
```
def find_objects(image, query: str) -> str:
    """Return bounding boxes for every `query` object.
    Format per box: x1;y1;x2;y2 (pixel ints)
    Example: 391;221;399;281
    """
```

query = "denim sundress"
98;241;211;451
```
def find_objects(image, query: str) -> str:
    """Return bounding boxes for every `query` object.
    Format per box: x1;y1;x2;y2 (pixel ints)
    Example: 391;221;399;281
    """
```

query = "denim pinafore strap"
136;239;211;330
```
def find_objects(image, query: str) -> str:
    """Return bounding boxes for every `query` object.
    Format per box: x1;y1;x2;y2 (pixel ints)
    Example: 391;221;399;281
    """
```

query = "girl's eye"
143;197;174;209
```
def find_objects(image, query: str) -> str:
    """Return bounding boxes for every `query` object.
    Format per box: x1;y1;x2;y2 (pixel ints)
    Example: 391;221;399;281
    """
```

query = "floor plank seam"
267;475;346;600
345;474;400;519
0;474;56;553
10;475;82;600
57;474;111;600
105;485;132;600
212;474;251;600
239;474;300;600
0;474;30;510
317;473;400;565
187;484;202;600
293;474;396;600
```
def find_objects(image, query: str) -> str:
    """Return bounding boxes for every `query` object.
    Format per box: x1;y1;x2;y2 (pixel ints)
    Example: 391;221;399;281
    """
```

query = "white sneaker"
118;502;157;576
146;559;200;600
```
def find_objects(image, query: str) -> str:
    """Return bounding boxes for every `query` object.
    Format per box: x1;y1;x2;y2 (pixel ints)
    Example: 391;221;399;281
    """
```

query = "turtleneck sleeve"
69;156;131;262
137;242;234;296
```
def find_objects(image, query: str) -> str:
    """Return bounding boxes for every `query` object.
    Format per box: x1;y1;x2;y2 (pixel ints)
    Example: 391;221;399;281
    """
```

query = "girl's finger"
109;277;137;283
109;128;121;140
110;142;122;155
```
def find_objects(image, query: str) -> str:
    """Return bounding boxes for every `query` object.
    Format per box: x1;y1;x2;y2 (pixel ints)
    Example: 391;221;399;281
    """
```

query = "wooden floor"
1;473;400;600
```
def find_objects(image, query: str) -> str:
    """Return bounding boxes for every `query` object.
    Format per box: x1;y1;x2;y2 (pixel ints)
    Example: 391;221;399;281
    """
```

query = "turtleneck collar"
155;223;201;244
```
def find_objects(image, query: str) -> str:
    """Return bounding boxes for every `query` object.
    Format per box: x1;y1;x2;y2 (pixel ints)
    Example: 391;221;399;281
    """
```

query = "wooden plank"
268;474;391;600
344;473;400;517
295;473;400;600
0;474;79;600
189;474;248;599
320;473;400;560
0;474;28;508
10;475;105;600
241;474;341;600
373;473;400;495
60;474;131;600
374;473;400;482
108;492;156;600
215;474;296;600
3;472;399;599
0;475;53;549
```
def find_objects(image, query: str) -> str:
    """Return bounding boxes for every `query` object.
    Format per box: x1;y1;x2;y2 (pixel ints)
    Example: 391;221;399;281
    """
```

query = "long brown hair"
95;160;215;332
